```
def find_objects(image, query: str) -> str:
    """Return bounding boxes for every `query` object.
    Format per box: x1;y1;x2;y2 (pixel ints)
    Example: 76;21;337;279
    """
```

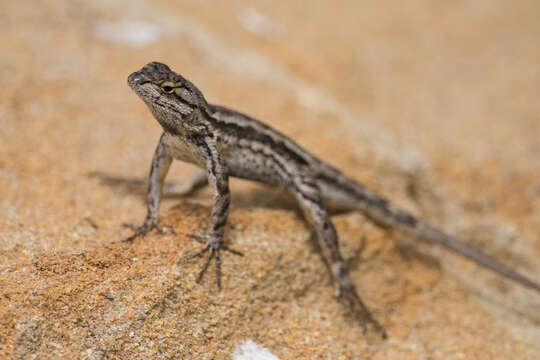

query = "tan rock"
1;1;539;358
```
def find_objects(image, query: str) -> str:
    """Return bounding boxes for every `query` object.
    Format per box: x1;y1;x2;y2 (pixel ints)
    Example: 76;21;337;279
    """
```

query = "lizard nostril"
128;73;143;85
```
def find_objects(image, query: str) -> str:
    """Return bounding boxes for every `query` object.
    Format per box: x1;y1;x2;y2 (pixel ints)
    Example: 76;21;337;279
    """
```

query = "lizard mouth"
127;72;159;102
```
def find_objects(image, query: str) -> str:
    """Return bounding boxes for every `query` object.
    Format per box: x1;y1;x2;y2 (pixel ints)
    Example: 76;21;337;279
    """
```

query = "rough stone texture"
1;0;539;358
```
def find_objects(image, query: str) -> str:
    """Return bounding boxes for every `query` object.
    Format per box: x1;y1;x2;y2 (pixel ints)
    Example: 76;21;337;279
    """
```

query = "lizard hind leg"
165;168;208;197
291;174;387;338
332;262;387;338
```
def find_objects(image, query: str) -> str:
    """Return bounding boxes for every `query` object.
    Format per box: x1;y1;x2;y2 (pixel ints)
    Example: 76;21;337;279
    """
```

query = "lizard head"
128;62;207;120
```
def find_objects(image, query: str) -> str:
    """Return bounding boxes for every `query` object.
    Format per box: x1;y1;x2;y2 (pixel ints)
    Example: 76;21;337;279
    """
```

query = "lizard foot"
188;233;243;290
338;283;387;339
123;218;175;243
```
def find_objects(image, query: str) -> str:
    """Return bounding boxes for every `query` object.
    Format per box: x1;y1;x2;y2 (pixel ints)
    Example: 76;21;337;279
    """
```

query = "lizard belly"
163;133;206;167
224;147;284;186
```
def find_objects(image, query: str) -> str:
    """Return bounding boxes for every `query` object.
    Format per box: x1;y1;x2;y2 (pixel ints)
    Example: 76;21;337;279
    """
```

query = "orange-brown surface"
1;1;539;358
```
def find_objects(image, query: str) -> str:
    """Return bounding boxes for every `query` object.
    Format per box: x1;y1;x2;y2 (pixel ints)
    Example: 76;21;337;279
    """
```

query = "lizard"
124;61;540;338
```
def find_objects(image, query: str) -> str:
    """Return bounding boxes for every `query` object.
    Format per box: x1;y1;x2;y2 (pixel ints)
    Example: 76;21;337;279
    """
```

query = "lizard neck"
158;105;215;139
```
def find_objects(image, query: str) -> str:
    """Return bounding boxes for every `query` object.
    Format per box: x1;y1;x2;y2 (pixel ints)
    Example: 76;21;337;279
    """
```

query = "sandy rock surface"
1;1;539;358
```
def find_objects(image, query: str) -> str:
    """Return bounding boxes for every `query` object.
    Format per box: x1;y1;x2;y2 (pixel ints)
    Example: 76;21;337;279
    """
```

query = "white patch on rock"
232;339;280;360
237;7;284;40
93;20;161;47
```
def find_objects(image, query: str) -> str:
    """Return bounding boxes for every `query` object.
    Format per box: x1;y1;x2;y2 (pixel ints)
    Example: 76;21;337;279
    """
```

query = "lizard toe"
189;232;242;290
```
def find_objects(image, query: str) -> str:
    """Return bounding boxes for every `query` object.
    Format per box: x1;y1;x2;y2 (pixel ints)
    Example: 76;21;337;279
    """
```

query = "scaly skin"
124;62;540;338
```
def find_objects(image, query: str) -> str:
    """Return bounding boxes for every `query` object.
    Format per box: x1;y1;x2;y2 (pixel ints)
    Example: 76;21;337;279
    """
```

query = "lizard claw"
123;217;173;243
123;223;154;243
188;232;243;290
338;284;387;339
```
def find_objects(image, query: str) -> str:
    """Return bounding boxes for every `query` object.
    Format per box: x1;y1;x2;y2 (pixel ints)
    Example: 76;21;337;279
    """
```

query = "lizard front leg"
125;133;172;242
290;172;387;338
190;134;242;289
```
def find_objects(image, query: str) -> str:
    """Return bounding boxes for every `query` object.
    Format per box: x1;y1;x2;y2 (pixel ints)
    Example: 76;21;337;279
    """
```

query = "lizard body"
125;62;540;337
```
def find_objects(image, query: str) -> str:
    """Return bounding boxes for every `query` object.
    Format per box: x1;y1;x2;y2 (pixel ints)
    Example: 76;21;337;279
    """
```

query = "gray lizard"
124;62;540;338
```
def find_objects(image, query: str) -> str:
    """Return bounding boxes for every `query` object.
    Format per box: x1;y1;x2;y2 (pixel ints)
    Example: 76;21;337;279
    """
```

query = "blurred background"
1;1;539;359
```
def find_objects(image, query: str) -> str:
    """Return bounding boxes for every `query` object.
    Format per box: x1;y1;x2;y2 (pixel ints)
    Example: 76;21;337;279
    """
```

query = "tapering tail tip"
418;223;540;293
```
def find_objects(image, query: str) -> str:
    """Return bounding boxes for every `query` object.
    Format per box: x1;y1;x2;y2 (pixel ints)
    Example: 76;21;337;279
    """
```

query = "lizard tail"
353;186;540;293
409;220;540;292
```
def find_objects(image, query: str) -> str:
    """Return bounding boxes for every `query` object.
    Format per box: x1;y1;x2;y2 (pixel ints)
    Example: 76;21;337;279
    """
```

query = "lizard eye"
160;81;178;93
